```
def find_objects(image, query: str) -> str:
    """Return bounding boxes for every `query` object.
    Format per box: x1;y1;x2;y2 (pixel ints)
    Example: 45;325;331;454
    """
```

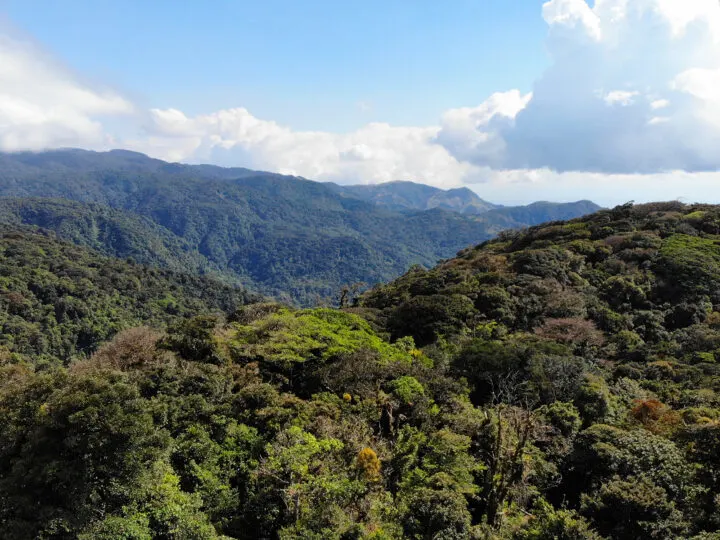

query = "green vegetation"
0;197;234;282
6;199;720;538
326;180;501;214
0;149;598;304
0;225;255;364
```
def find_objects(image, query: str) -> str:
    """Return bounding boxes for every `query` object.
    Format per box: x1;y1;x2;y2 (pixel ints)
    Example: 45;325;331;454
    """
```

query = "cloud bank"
0;29;133;151
132;107;475;186
437;0;720;174
1;0;720;196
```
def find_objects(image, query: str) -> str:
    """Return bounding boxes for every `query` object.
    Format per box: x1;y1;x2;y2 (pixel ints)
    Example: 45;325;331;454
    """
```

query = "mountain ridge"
325;179;502;214
0;149;600;304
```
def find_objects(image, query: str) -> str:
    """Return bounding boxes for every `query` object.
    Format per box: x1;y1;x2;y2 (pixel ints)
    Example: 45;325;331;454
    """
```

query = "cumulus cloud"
436;0;720;174
432;90;531;170
3;0;720;194
138;0;720;181
0;28;134;151
603;91;640;107
132;107;478;187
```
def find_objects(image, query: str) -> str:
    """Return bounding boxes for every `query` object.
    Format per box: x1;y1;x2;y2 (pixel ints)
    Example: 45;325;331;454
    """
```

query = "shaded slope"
0;224;256;362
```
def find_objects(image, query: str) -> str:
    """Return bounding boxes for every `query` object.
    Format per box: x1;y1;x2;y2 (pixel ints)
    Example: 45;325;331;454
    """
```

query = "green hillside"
3;202;720;539
0;197;233;281
326;180;501;214
0;149;599;304
0;224;255;364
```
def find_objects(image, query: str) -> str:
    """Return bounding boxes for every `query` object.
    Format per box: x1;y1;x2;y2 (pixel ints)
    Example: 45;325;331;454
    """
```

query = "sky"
1;0;719;206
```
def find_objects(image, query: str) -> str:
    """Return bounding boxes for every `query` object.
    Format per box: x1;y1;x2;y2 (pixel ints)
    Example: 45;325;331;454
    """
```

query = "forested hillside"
326;181;500;214
0;149;599;304
3;202;720;539
0;198;233;281
0;225;255;364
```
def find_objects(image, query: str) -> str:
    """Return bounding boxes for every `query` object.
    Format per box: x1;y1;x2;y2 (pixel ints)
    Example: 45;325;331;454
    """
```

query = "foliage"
0;226;254;363
4;201;720;539
356;448;382;481
0;149;598;305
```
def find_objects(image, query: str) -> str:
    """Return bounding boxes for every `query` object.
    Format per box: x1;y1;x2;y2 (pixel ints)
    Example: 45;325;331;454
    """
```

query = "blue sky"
2;0;548;131
1;0;720;206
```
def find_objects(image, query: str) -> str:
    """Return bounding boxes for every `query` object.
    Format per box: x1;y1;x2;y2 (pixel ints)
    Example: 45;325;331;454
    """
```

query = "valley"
0;149;598;304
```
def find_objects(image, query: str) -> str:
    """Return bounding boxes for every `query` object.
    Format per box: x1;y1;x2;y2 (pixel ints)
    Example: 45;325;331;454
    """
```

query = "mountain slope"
0;224;255;362
4;202;720;539
362;201;720;343
327;180;500;214
352;201;720;537
0;149;599;304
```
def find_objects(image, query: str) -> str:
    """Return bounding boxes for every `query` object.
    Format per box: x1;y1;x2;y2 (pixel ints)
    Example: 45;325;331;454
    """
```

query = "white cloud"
648;116;670;125
436;0;720;174
542;0;601;41
2;1;720;202
469;168;720;207
650;99;670;110
0;27;478;188
0;29;134;151
132;107;478;187
121;0;720;183
603;91;639;106
652;0;720;37
432;91;531;169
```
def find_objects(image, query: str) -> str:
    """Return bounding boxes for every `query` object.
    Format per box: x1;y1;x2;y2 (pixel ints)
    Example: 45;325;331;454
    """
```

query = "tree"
475;406;547;527
581;476;686;539
516;499;601;540
356;448;381;482
400;487;472;540
0;370;169;537
253;426;362;537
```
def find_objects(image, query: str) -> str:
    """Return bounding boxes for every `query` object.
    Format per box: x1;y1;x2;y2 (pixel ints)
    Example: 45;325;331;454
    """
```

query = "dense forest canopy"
0;225;256;364
0;149;598;304
3;201;720;538
0;197;229;280
324;181;501;215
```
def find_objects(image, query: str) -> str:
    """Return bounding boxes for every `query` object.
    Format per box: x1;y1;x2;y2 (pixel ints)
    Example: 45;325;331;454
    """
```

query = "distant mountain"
326;180;500;214
0;197;224;279
0;149;600;304
474;200;602;234
0;148;268;182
